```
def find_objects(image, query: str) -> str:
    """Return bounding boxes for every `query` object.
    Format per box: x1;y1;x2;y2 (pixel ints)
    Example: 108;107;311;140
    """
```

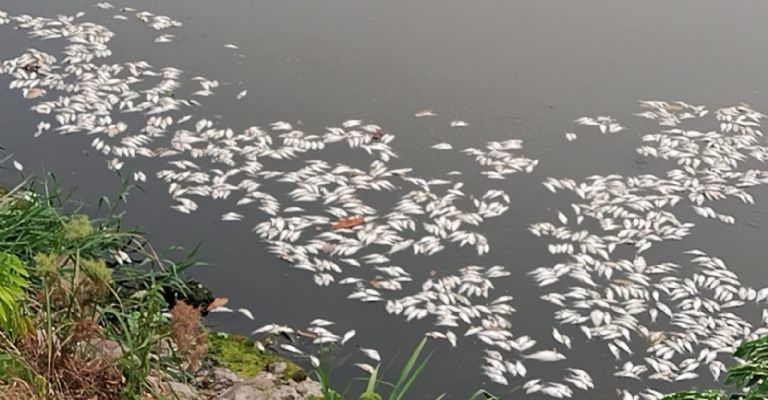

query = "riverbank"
0;178;320;399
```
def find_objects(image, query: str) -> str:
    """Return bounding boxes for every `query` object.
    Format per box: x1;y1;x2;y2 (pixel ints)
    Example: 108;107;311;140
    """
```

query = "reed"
311;336;498;400
0;175;205;399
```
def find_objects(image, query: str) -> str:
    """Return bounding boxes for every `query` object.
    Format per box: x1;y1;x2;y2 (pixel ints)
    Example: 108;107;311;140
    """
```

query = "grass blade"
392;337;427;392
391;350;432;400
364;364;379;395
467;389;498;400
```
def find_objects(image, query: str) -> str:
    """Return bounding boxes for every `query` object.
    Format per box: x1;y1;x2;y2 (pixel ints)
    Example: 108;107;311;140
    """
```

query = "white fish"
341;329;356;345
414;109;436;117
342;119;362;128
208;306;233;313
254;340;266;352
310;319;335;327
359;348;381;362
355;363;376;374
280;344;304;355
524;350;566;362
154;34;174;43
237;308;254;320
221;212;244;221
431;142;453;150
552;328;571;349
252;323;285;334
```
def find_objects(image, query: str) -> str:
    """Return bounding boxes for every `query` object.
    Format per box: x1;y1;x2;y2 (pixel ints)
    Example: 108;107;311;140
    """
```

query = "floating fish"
431;142;453;150
415;109;437;117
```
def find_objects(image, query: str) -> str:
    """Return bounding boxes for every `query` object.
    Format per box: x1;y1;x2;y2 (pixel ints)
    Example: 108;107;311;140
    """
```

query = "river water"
2;0;768;398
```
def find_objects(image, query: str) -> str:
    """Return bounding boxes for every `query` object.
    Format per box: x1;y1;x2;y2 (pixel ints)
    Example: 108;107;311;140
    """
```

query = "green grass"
0;175;206;399
0;251;31;339
311;336;498;400
664;335;768;400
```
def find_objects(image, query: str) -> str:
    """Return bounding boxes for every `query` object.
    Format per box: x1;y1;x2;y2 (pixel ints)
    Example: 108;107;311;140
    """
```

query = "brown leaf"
207;297;229;310
331;215;365;230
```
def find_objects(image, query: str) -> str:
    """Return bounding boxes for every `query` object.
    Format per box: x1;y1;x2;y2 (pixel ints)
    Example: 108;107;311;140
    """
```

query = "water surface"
3;0;768;398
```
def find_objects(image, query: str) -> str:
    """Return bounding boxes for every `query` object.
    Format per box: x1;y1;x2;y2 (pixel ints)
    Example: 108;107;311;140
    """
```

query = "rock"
86;338;123;360
216;383;270;400
215;371;321;400
294;380;321;396
267;362;287;375
288;379;321;398
212;367;243;383
193;365;243;396
161;381;198;400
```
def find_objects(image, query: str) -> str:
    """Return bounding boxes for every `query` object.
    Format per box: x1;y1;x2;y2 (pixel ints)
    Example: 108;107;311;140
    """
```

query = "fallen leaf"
331;215;365;230
207;297;229;310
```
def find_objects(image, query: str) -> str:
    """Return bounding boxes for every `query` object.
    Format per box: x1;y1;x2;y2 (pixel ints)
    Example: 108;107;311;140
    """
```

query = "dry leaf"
207;297;229;310
331;215;365;230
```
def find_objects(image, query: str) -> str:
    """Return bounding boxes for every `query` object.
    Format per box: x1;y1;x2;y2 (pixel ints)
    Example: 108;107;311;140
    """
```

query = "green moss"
207;333;307;381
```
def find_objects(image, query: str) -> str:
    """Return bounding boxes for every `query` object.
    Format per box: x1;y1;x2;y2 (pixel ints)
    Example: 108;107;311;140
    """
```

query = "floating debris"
330;215;365;230
207;297;229;311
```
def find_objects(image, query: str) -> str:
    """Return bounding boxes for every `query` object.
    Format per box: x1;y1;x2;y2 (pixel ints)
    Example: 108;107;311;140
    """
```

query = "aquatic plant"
308;336;497;400
664;335;768;400
384;337;433;400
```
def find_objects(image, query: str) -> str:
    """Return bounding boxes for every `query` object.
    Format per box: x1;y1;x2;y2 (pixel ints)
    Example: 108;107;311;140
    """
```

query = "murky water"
3;0;768;398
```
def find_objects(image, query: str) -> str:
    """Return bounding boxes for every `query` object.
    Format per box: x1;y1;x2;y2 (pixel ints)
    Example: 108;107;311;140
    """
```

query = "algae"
208;332;307;382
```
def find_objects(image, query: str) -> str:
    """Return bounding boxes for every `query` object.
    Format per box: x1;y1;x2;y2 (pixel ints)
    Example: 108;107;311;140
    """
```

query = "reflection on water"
3;1;768;398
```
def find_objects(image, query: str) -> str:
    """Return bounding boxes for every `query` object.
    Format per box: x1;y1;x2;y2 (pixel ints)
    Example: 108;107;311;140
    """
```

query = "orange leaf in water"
207;297;229;310
331;215;365;230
